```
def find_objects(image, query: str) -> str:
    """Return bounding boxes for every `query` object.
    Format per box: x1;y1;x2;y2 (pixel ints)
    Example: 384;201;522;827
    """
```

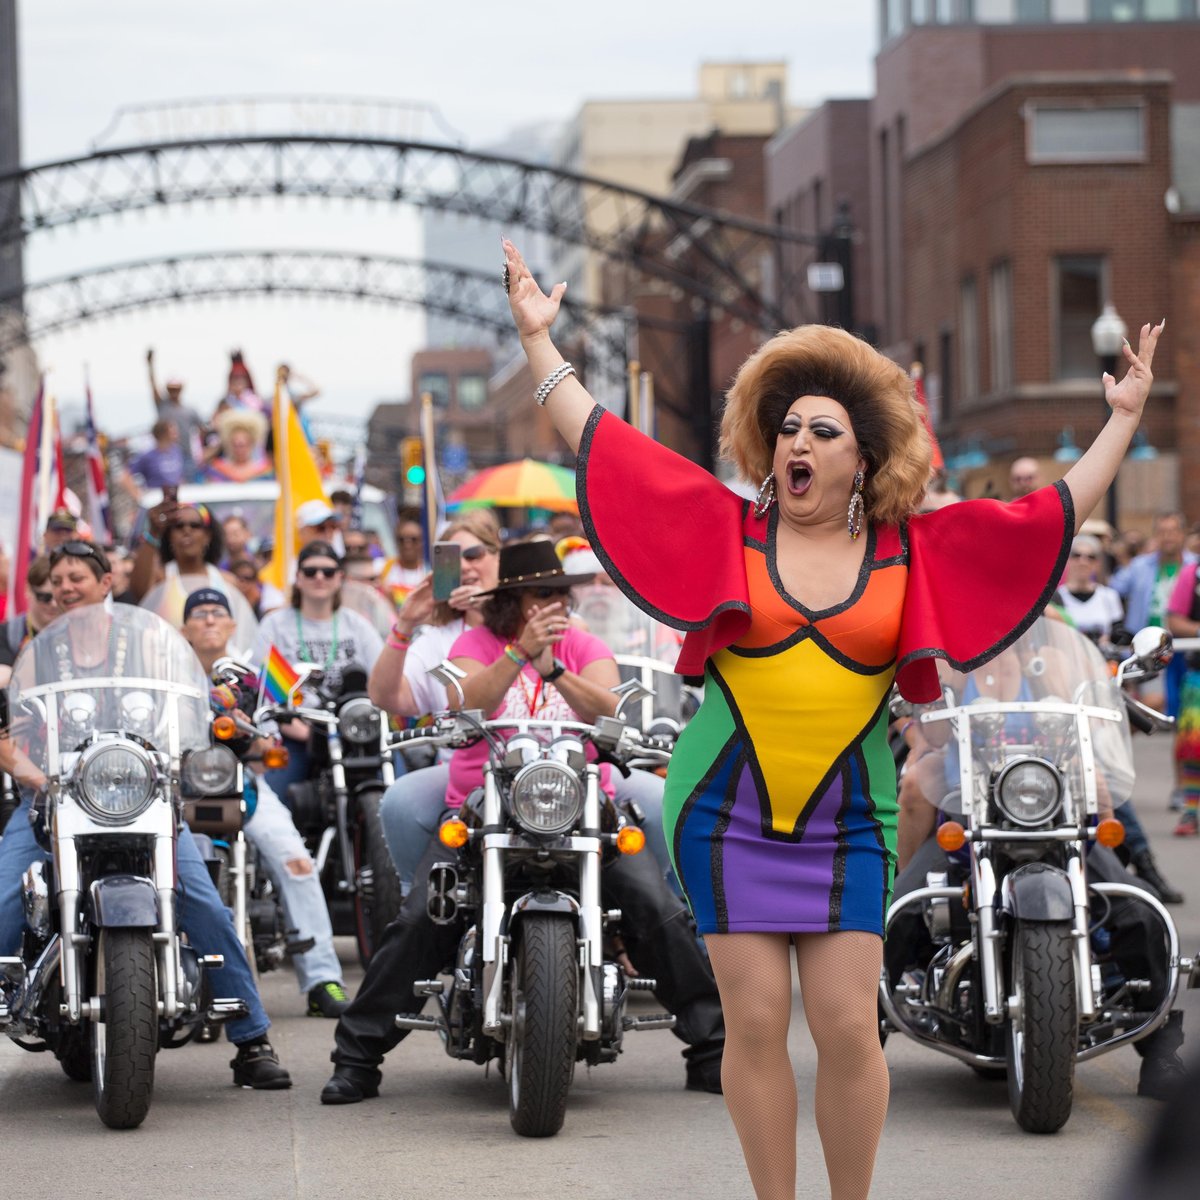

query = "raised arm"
147;348;164;410
503;238;596;453
1061;319;1165;532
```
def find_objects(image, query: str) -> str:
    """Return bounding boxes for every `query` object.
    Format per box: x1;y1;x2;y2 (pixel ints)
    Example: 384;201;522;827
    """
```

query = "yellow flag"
262;371;326;591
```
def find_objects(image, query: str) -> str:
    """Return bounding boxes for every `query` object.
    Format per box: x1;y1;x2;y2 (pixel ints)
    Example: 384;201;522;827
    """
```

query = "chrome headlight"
338;697;381;744
510;761;585;836
994;758;1063;828
182;744;241;796
75;741;156;825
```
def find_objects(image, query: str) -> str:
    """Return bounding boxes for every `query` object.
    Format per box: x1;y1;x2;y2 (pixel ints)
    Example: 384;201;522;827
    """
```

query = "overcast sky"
15;1;879;437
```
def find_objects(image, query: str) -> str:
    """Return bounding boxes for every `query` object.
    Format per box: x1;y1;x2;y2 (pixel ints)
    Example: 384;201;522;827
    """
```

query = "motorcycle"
0;605;249;1128
387;665;675;1138
880;617;1199;1133
257;662;400;965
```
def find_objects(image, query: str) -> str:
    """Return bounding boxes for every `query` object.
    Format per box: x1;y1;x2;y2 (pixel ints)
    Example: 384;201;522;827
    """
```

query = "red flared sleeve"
576;406;751;675
895;480;1075;702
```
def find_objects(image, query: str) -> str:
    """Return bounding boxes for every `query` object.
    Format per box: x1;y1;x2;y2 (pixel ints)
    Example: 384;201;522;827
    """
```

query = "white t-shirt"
1058;585;1124;639
402;619;467;718
252;605;384;701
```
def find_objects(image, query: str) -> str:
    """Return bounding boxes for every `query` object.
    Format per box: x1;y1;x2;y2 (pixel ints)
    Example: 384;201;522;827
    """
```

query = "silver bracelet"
534;362;576;407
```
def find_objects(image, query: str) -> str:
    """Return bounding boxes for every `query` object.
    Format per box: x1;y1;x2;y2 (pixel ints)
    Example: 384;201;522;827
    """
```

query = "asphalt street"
2;736;1197;1200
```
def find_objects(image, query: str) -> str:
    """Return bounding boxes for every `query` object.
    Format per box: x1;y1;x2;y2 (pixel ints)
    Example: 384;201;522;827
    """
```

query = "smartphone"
431;541;462;601
162;484;178;505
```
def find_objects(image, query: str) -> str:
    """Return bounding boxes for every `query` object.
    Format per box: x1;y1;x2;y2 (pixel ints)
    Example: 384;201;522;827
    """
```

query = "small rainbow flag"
260;644;301;706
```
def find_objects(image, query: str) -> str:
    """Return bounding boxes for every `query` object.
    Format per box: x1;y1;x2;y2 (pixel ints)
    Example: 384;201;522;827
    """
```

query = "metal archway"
0;247;697;414
0;135;829;329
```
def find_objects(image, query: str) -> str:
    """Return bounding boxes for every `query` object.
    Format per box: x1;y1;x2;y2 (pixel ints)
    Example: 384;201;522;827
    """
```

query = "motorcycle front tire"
91;928;158;1129
1005;919;1077;1134
506;914;578;1138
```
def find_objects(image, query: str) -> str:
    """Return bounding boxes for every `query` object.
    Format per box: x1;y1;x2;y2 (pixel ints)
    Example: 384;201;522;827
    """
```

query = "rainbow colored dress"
577;408;1073;936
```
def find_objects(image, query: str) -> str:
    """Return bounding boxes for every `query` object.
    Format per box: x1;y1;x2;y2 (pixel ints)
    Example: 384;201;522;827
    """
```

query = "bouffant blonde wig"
719;325;932;527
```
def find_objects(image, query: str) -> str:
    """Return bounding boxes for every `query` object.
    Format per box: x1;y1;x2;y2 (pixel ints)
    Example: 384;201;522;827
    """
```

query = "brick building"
765;10;1200;525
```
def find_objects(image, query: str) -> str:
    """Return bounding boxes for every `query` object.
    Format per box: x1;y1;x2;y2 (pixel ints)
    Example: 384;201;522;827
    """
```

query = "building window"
1027;103;1144;162
1055;255;1106;380
457;373;488;411
959;276;980;402
417;371;450;408
939;329;954;421
1016;0;1051;17
989;260;1014;392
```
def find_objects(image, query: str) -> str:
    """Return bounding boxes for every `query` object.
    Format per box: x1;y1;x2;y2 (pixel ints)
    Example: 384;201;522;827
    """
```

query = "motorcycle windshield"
918;615;1134;816
6;603;212;776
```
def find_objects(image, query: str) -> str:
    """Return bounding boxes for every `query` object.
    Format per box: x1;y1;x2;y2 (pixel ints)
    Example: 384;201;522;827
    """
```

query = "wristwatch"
541;658;566;683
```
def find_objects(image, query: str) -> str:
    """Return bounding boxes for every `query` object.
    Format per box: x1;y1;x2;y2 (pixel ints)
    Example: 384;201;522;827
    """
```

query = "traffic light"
400;437;425;487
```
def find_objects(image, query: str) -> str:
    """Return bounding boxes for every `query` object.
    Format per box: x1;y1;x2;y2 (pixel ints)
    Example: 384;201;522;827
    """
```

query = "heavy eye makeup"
779;418;845;440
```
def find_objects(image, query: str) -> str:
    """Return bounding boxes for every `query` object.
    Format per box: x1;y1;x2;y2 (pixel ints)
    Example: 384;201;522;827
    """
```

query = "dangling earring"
753;472;776;519
847;470;866;540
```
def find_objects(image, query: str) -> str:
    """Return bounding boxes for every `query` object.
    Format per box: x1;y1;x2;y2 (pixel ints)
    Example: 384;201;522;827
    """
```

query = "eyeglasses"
49;541;105;567
1070;552;1099;561
462;545;494;562
299;565;340;579
33;590;54;604
172;520;207;532
187;607;229;623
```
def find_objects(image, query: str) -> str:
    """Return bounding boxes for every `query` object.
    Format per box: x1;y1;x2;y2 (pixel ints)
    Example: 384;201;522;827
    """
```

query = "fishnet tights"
706;931;889;1200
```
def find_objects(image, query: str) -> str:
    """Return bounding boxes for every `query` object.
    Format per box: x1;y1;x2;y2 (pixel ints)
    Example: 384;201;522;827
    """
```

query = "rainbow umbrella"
446;458;578;513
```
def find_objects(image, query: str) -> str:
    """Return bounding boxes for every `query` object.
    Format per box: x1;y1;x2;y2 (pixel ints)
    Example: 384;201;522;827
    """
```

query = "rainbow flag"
259;644;301;706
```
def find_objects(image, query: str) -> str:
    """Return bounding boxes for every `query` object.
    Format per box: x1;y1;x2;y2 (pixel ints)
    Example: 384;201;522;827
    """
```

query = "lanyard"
295;609;340;673
516;668;545;715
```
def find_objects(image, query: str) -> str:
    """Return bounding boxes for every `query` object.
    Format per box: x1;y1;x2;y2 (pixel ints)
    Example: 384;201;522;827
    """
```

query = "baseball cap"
295;499;340;528
45;507;78;533
183;588;233;621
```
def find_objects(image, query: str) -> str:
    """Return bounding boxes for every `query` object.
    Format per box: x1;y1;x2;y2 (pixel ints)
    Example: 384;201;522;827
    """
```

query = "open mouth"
786;462;813;496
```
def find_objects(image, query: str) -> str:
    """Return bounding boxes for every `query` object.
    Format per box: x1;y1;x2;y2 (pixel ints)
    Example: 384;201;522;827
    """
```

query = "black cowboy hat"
475;540;594;596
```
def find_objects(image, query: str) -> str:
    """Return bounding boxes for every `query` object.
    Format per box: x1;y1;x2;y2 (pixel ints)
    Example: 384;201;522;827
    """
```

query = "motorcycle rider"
320;540;726;1104
179;586;349;1017
0;541;292;1088
885;640;1186;1099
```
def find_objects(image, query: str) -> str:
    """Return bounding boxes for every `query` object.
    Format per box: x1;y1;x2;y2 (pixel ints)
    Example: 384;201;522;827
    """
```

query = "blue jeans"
378;763;681;897
264;737;311;810
0;798;269;1045
244;776;342;993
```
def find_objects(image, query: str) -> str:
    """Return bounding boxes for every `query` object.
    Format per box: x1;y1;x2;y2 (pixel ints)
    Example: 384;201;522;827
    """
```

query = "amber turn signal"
616;826;646;855
439;818;470;849
936;821;967;852
261;746;289;770
212;715;237;741
1096;818;1125;848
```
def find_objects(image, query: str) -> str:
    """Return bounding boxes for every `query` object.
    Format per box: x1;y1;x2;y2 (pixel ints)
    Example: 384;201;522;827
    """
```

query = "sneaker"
307;981;350;1018
230;1040;293;1090
320;1065;380;1105
1173;810;1199;838
1137;1050;1187;1100
1169;788;1186;812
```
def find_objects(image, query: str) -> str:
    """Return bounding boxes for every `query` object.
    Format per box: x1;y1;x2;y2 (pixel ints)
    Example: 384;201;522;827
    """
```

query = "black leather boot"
1131;849;1184;905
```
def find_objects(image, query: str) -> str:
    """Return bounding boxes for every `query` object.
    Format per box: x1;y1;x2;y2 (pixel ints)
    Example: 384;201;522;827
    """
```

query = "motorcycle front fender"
505;890;581;934
86;876;161;928
1001;862;1073;922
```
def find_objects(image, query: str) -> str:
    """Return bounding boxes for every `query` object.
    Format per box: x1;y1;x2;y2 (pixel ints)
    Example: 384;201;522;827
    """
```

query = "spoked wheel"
91;929;158;1129
1006;920;1077;1133
505;914;578;1138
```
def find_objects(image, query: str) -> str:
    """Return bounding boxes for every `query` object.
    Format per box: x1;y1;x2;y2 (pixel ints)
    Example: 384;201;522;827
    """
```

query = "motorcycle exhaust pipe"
427;864;459;925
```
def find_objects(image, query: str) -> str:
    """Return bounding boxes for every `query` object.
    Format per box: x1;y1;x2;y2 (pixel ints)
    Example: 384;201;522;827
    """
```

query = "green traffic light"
406;465;426;485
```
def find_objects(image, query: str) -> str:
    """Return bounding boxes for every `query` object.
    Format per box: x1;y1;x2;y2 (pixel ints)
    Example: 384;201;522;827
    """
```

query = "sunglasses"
525;586;565;600
462;545;494;562
299;564;340;579
1070;552;1099;561
233;570;259;583
187;606;230;623
49;541;106;568
398;534;423;544
172;520;208;532
33;589;54;604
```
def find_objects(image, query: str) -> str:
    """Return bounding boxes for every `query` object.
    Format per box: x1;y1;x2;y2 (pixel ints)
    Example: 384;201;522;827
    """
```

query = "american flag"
84;375;112;545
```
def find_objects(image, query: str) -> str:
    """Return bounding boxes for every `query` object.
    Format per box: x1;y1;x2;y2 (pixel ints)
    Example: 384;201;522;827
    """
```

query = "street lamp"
1091;302;1127;528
